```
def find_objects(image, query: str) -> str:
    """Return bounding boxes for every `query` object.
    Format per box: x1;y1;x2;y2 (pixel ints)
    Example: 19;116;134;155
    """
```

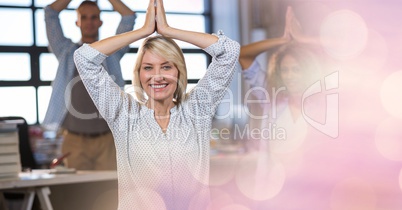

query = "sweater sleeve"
44;5;75;59
241;60;269;102
74;44;140;132
186;31;240;121
113;14;137;59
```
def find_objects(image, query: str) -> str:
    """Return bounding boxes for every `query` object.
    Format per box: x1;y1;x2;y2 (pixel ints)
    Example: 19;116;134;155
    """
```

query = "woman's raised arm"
155;0;218;49
89;0;156;55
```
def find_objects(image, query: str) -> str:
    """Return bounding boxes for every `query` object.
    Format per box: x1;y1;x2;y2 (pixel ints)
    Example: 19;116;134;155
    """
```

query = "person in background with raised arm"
42;0;136;170
241;7;335;210
73;0;240;209
241;6;326;144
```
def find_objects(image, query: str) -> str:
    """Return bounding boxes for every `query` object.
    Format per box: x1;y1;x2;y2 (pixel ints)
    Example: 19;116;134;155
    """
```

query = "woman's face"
139;50;179;103
279;54;306;95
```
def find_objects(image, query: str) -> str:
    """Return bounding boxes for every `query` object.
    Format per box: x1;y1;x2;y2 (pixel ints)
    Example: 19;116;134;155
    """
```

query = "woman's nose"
153;74;164;81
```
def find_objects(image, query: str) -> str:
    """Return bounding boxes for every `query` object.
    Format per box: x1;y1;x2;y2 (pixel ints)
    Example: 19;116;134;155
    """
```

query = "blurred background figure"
232;3;402;210
241;6;330;150
42;0;136;170
239;6;342;209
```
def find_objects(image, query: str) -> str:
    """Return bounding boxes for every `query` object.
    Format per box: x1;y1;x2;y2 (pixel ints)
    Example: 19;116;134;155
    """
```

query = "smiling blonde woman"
73;0;240;209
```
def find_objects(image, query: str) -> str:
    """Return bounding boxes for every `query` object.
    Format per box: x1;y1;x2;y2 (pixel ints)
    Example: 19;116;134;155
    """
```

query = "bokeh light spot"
380;71;402;119
270;117;307;154
235;153;286;200
375;117;402;161
340;29;388;79
205;188;234;210
209;155;237;186
320;10;368;60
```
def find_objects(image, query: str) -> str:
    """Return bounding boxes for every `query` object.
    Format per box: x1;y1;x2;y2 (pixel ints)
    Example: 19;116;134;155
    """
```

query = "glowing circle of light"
380;71;402;119
375;117;402;161
203;188;234;210
235;153;286;201
209;156;237;186
270;116;308;154
357;29;388;73
320;10;368;60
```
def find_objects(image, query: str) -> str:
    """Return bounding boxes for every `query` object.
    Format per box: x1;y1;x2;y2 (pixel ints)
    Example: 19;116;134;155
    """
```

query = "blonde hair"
132;35;188;105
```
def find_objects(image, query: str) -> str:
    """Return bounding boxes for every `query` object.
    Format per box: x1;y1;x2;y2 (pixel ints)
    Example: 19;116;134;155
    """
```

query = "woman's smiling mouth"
150;84;168;89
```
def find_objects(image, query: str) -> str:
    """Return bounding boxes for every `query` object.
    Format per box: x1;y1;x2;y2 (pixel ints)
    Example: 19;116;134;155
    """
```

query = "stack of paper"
0;120;22;179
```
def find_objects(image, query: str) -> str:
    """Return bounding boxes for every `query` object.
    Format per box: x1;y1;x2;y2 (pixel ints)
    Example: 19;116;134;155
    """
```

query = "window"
0;0;211;124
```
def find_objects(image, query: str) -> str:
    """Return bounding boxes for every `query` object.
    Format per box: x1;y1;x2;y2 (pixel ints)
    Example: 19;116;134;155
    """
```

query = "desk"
0;170;118;210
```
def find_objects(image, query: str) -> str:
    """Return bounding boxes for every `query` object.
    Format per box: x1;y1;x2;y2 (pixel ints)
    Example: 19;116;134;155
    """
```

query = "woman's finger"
156;0;164;21
155;0;169;34
142;0;156;34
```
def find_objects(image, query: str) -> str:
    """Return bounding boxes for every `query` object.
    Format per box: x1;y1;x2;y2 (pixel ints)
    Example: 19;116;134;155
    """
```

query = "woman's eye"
143;66;152;71
162;65;172;70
